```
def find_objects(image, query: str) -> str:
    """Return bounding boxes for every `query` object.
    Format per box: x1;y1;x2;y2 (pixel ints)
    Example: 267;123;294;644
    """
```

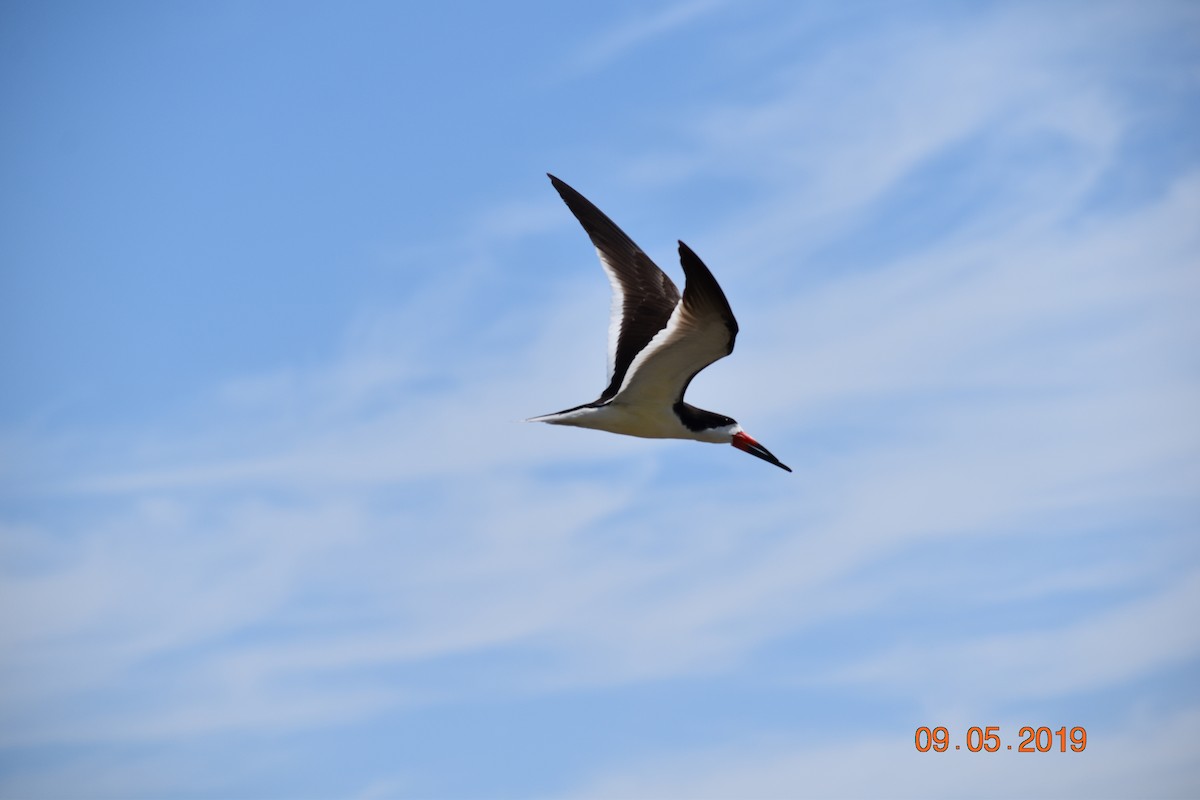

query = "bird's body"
531;174;791;472
531;398;734;442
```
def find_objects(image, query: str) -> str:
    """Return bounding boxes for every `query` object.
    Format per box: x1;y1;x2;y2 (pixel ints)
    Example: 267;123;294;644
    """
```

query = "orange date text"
914;726;1087;753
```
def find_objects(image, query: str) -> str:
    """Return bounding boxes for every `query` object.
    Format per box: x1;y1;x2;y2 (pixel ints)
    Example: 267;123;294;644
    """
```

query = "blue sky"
2;1;1199;797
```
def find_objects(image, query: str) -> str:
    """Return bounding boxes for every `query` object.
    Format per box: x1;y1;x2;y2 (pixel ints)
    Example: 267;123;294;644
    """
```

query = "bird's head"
677;405;791;472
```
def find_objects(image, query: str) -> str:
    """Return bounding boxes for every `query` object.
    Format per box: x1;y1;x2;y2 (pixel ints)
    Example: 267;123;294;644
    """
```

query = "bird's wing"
548;174;681;403
609;241;739;409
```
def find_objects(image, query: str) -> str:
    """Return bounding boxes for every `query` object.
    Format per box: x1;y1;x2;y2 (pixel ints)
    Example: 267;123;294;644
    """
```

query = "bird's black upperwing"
548;174;681;403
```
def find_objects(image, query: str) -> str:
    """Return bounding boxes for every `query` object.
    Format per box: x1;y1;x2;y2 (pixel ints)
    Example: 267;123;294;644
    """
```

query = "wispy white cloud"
832;568;1200;704
566;0;728;76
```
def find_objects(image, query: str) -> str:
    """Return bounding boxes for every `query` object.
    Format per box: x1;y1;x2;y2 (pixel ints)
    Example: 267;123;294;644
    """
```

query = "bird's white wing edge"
596;251;628;387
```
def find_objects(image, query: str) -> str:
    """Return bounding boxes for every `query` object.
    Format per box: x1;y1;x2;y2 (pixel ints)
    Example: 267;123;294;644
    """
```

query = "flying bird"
529;174;791;472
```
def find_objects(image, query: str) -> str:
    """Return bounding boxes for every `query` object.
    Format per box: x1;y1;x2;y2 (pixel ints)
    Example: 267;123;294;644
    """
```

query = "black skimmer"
530;174;792;472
